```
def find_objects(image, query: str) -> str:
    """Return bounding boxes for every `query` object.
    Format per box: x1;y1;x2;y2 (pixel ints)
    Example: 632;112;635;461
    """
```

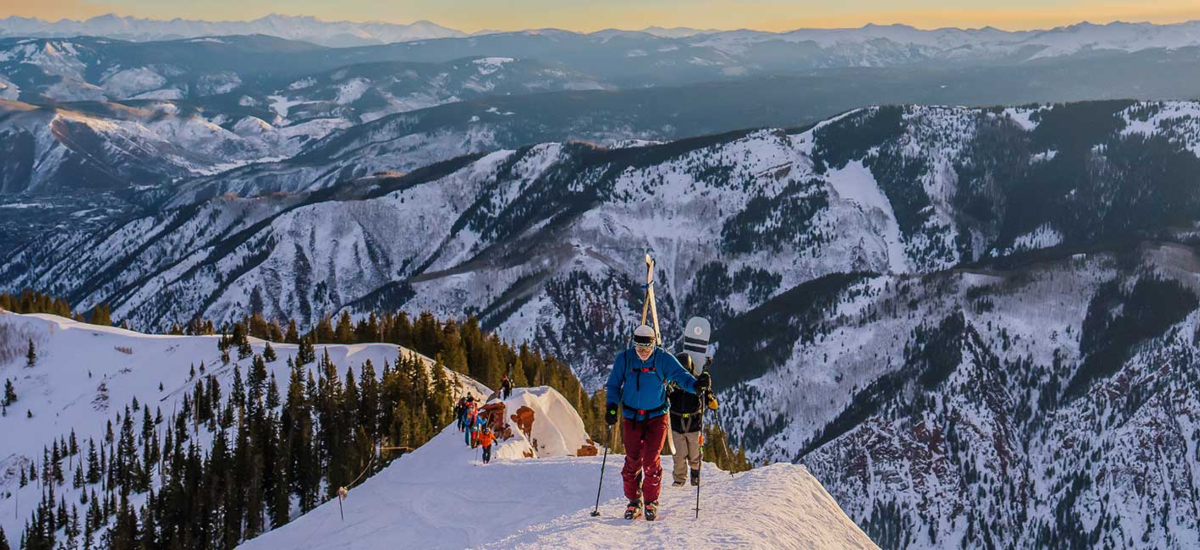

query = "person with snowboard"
667;352;707;487
605;325;710;521
479;426;496;464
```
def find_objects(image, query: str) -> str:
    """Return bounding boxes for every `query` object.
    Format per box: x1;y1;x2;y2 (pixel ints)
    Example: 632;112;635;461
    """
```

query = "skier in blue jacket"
605;324;711;521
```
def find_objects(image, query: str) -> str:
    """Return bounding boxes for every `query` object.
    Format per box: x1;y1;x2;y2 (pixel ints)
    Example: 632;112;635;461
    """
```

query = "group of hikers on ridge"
452;325;715;522
454;394;496;464
452;375;515;465
604;324;715;522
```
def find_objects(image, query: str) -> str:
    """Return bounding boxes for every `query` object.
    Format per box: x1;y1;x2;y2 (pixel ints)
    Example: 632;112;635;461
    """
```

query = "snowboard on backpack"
682;317;711;374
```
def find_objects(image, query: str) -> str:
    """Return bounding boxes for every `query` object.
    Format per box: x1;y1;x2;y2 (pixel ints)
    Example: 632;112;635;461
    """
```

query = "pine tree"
335;311;355;344
285;320;300;344
0;524;8;550
263;341;278;363
297;338;316;366
3;378;15;406
511;358;529;387
266;372;281;409
26;338;36;367
89;303;112;326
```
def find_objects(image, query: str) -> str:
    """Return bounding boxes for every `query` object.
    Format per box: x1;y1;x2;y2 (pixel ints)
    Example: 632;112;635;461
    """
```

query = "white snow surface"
0;311;490;540
239;387;877;550
826;160;910;274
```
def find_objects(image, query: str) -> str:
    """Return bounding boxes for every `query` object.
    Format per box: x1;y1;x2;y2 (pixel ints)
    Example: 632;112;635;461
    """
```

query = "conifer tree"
335;311;356;344
285;320;300;344
89;303;112;326
263;341;278;363
266;372;281;409
315;315;335;343
297;338;316;366
3;379;15;406
26;338;37;367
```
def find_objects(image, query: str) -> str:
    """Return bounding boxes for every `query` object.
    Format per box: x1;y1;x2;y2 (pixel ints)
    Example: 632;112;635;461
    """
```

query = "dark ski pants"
482;445;492;464
621;415;668;503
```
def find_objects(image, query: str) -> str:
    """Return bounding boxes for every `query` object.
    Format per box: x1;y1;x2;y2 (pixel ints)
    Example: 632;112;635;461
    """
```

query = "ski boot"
644;501;658;521
690;468;700;487
624;500;643;520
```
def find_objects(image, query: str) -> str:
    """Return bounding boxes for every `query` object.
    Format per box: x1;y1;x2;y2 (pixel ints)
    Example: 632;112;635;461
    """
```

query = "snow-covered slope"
0;310;489;541
714;244;1200;548
11;100;1200;386
0;99;340;195
238;387;877;550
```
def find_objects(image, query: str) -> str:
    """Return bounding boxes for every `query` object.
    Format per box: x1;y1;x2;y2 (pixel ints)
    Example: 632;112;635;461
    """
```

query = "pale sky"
3;0;1200;33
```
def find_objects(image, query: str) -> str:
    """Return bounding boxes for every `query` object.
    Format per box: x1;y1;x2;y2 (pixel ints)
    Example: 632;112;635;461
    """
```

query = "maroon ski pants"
621;414;669;503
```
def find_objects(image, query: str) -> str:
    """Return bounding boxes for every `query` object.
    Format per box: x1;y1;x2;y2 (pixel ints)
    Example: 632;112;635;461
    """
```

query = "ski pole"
713;403;735;478
590;424;612;517
696;397;704;519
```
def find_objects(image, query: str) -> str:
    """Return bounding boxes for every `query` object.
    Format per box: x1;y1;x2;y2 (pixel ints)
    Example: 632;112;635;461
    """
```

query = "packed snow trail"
238;388;878;550
488;464;877;549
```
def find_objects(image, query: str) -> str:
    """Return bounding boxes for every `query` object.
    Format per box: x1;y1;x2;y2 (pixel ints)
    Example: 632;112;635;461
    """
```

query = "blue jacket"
606;347;699;420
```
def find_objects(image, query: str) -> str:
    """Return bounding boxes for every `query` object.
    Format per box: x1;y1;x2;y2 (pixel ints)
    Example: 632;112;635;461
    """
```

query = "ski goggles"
633;334;655;348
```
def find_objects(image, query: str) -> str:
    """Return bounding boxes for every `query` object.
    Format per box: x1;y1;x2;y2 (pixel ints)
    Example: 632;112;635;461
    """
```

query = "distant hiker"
668;352;705;488
455;397;468;432
479;426;496;464
605;325;710;521
464;396;478;447
501;375;513;400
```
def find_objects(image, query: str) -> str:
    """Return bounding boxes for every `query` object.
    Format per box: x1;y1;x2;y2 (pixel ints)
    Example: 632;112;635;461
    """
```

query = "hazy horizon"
4;0;1200;34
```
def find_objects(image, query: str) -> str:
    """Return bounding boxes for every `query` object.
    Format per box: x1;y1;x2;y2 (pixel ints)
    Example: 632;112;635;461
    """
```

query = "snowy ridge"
237;386;877;549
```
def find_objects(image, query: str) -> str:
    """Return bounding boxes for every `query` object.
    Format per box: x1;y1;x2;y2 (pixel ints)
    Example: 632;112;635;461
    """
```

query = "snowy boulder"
489;386;596;460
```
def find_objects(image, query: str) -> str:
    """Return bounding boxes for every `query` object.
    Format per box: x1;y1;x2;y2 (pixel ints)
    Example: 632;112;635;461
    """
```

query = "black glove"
605;404;619;426
694;372;711;392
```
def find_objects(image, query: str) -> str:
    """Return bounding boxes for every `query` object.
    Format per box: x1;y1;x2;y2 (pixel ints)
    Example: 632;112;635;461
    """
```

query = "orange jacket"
479;431;495;447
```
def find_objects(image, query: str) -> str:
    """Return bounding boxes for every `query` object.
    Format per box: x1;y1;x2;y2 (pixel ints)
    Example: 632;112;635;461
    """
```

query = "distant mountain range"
10;14;1200;60
0;14;470;47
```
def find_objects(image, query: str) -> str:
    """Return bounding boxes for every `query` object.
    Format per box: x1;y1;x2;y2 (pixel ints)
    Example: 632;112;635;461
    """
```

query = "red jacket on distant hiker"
604;324;710;521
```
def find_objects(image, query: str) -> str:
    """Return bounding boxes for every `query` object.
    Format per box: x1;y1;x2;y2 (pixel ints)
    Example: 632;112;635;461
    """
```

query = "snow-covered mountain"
254;56;608;126
0;98;343;194
0;14;468;47
7;99;1200;547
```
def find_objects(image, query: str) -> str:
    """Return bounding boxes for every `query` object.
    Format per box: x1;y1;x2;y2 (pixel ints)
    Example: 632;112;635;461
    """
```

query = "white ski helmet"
633;324;656;348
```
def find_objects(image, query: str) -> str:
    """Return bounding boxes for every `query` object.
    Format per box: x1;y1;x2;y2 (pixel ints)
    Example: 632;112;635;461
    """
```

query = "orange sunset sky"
2;0;1200;33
